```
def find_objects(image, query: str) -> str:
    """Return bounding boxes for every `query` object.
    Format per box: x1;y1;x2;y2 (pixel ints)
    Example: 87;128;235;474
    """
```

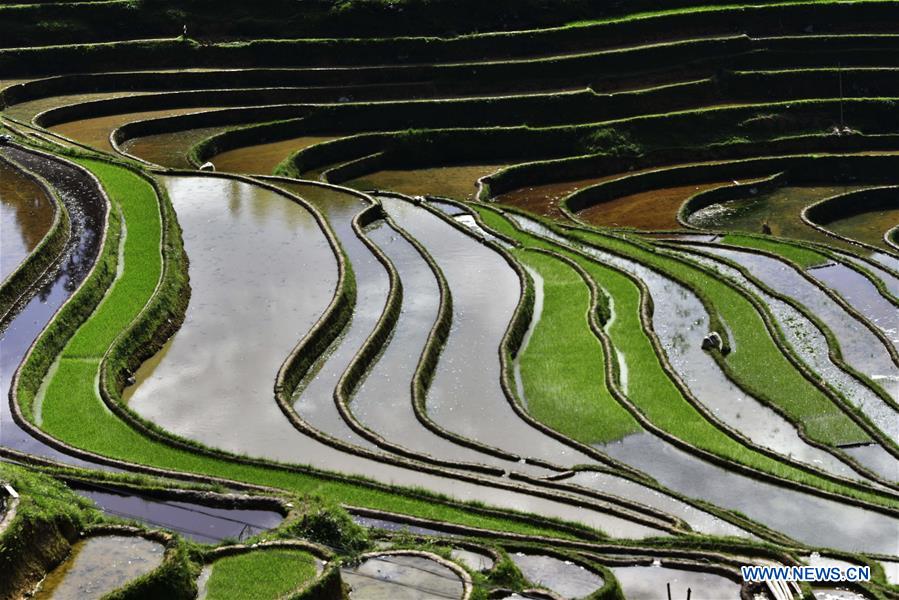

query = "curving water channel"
809;261;899;353
32;535;164;600
0;159;55;283
694;245;899;439
0;147;107;468
502;213;899;553
509;215;863;480
74;487;284;543
673;247;897;481
121;175;665;538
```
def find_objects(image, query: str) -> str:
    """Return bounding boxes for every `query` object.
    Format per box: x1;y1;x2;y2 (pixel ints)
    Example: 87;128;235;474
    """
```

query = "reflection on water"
600;432;899;553
0;160;54;282
510;553;604;598
33;536;164;600
213;135;341;175
0;148;106;468
342;555;464;600
611;564;740;599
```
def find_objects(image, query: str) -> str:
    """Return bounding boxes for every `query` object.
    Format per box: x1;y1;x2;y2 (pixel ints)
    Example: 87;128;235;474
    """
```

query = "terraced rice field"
1;1;898;598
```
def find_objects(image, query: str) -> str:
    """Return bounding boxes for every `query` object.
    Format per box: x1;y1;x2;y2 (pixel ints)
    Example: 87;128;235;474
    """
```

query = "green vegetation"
474;206;895;508
719;234;830;268
203;550;319;600
514;249;640;444
571;228;870;447
16;158;592;541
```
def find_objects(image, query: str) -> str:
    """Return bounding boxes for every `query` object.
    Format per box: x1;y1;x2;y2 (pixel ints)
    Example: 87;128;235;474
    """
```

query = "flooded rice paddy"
578;181;732;230
610;563;740;599
510;553;604;598
0;158;54;283
342;554;464;600
0;148;106;467
75;488;284;543
347;164;506;200
824;206;899;250
33;535;164;600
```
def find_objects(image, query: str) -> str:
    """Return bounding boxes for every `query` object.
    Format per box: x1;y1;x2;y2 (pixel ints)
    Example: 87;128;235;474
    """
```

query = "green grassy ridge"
568;228;870;447
513;249;640;445
61;159;161;358
719;234;829;268
20;158;591;541
202;549;318;600
473;206;897;509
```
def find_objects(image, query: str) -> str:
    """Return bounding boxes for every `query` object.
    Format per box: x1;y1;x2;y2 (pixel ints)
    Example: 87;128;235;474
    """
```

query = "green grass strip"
574;229;868;447
514;249;640;444
719;234;829;269
29;159;581;541
204;550;318;600
62;160;162;358
474;206;894;508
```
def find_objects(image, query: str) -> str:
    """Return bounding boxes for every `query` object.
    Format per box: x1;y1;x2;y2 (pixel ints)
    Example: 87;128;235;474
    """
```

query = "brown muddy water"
611;563;740;599
687;185;868;252
347;164;506;200
0;159;54;282
122;126;231;169
51;108;214;153
494;176;611;220
212;135;342;175
342;554;464;600
825;206;899;251
122;176;661;537
578;181;731;230
32;535;164;600
510;553;604;598
0;147;107;469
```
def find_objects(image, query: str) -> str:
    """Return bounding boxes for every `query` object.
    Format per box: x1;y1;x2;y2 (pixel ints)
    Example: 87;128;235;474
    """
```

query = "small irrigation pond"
73;486;284;544
0;158;55;283
342;552;466;600
31;534;164;600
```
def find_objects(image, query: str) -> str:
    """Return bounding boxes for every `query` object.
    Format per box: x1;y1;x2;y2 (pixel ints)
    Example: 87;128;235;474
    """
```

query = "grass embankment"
514;250;640;444
203;550;319;600
474;206;896;508
571;229;870;447
718;234;830;269
20;159;586;541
